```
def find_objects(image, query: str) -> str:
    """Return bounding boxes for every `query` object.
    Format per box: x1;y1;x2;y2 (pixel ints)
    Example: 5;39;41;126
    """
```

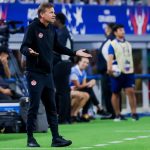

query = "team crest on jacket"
38;33;43;38
31;80;37;86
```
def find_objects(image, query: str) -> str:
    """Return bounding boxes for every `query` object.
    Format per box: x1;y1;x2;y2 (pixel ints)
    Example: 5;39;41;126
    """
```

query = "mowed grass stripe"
0;117;150;150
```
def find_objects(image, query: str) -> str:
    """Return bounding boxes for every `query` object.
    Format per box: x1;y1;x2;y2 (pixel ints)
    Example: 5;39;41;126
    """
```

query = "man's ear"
39;12;44;18
114;31;117;36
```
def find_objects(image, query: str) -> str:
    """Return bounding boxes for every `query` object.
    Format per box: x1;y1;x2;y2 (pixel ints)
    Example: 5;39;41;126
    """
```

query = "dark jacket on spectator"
97;34;115;74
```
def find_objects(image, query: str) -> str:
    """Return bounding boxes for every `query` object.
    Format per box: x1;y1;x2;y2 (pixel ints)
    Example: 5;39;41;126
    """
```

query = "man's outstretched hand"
75;49;92;58
28;48;39;56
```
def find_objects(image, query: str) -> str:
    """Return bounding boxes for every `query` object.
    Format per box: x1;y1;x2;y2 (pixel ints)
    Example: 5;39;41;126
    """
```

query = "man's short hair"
107;23;116;30
113;24;124;32
56;13;66;25
37;3;54;18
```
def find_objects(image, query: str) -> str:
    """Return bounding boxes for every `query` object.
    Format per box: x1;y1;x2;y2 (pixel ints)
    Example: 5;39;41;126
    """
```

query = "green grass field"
0;117;150;150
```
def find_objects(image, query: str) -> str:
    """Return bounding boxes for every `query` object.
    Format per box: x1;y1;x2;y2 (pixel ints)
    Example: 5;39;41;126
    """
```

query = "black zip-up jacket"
20;18;75;73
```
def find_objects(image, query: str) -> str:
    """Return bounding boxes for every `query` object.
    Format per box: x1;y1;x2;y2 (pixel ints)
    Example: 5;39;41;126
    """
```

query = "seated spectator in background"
88;0;101;4
35;0;49;4
70;56;110;121
0;49;22;101
58;0;73;3
106;0;122;5
0;50;11;79
18;0;34;3
70;90;89;122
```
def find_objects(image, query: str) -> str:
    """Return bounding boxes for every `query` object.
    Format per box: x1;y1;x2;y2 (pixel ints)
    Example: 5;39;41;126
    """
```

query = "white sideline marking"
0;148;93;150
0;148;79;150
109;141;123;144
116;130;150;133
137;136;150;138
124;138;137;141
77;147;93;149
0;148;77;150
94;144;109;147
94;135;150;148
1;135;150;150
0;147;92;150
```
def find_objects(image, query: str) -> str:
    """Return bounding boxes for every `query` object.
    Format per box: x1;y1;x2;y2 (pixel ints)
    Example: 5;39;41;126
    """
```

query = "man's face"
115;28;125;39
78;57;89;70
105;26;112;36
41;7;56;24
53;19;60;28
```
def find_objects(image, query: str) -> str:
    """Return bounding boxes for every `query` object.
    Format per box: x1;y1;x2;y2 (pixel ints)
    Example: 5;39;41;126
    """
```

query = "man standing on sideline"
107;24;139;121
20;3;91;148
53;13;73;124
97;23;116;119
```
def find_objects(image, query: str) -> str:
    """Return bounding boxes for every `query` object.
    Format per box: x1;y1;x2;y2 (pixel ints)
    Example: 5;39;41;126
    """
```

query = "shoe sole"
51;141;72;147
100;115;113;119
27;144;40;147
132;118;139;121
113;118;128;121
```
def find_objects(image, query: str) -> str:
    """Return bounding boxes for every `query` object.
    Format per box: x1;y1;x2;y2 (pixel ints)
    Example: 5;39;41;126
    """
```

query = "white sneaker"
114;115;127;122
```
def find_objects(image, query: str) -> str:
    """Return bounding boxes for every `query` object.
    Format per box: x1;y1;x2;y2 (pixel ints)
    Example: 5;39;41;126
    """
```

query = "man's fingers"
86;53;92;57
28;48;39;56
28;48;33;51
81;52;92;57
80;49;86;51
30;51;39;55
83;53;92;57
31;51;39;55
76;49;92;58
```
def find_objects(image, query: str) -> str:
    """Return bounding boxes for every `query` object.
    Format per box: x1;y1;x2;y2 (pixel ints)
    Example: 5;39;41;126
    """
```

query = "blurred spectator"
70;56;111;121
107;24;139;121
53;13;73;124
126;0;134;5
106;0;115;5
0;51;12;101
18;0;34;3
35;0;48;4
0;20;22;101
97;23;116;119
57;0;74;3
14;0;150;5
106;0;122;5
0;0;15;3
98;23;123;119
88;0;101;4
0;51;11;78
0;51;22;101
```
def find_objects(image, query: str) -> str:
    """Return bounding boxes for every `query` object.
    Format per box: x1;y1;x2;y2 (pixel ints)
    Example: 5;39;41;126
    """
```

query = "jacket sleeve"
53;30;76;57
108;44;115;55
20;26;34;56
